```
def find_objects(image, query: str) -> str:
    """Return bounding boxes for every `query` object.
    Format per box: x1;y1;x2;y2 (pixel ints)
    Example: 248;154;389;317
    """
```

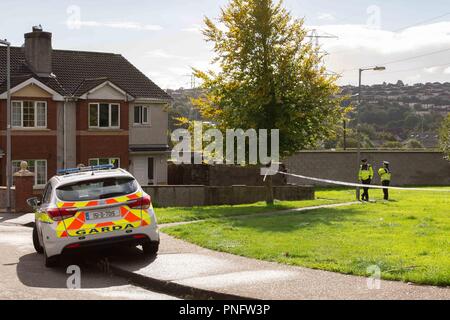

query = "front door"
131;156;156;186
148;157;155;185
132;157;147;186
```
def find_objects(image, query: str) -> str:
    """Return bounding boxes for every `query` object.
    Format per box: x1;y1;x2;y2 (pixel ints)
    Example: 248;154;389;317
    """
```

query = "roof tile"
0;46;172;101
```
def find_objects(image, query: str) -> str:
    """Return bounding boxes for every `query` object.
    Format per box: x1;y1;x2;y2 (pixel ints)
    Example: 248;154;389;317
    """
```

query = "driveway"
0;224;178;300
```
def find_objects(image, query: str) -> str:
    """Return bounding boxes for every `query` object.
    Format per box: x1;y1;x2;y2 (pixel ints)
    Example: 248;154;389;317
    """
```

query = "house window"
12;160;47;186
134;106;150;125
89;158;120;168
12;101;47;128
89;103;120;128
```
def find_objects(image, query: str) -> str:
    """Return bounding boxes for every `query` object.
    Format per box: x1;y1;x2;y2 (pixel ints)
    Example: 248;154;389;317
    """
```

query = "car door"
35;182;53;244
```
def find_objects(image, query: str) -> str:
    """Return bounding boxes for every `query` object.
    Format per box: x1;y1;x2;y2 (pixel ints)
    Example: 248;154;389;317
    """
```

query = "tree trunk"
265;175;274;205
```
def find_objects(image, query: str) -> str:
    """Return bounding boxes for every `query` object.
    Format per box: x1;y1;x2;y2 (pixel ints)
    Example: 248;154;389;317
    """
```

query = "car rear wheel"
44;250;59;268
32;226;44;254
142;242;159;257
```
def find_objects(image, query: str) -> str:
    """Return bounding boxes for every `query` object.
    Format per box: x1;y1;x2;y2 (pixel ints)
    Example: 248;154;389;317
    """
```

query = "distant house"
0;26;172;187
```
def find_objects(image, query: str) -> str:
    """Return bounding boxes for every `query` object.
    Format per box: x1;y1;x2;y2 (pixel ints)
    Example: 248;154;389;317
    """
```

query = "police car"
27;165;160;268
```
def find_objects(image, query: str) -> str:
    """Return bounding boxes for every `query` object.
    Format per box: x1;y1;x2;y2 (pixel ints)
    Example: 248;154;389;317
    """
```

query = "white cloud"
120;20;450;90
443;67;450;74
146;49;190;60
168;66;193;75
315;22;450;55
309;21;450;84
424;66;440;74
181;24;202;33
406;74;422;82
70;20;162;31
317;13;335;22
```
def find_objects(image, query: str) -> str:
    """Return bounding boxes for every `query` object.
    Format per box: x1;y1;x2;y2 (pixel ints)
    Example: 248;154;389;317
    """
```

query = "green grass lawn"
163;187;450;286
155;188;356;224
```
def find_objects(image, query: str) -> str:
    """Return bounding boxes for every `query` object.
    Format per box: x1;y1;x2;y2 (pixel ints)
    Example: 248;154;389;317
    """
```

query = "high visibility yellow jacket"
378;168;392;182
359;164;373;181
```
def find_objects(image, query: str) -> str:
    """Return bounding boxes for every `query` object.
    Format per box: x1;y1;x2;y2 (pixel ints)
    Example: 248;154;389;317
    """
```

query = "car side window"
42;183;53;204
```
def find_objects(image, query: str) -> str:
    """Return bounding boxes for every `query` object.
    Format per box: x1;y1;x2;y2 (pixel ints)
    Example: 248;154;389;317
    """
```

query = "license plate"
86;209;120;221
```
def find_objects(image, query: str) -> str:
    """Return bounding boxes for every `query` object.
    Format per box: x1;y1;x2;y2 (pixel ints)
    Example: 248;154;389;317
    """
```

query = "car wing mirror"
26;197;41;210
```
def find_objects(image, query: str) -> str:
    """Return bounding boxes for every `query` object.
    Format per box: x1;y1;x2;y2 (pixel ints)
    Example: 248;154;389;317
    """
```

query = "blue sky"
1;0;450;88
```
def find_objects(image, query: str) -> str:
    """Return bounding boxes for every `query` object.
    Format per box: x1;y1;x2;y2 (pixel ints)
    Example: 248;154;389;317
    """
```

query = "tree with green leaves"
192;0;347;160
439;113;450;160
404;139;424;149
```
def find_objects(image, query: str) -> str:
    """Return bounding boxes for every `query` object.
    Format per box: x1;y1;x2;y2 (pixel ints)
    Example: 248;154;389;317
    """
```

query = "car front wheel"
32;226;44;254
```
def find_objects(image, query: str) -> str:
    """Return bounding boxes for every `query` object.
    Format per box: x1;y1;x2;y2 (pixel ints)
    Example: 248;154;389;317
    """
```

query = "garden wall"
0;187;15;211
142;185;314;208
168;163;287;186
285;151;450;186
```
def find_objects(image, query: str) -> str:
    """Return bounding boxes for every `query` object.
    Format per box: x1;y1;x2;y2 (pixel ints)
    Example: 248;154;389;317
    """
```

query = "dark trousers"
361;179;371;201
382;180;390;200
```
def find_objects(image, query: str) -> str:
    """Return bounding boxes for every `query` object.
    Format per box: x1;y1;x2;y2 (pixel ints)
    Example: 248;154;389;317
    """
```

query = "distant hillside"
166;82;449;148
165;88;203;131
342;81;450;115
341;81;449;148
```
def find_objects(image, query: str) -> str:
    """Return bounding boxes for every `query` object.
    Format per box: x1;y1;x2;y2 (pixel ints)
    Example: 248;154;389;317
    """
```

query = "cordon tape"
264;171;450;193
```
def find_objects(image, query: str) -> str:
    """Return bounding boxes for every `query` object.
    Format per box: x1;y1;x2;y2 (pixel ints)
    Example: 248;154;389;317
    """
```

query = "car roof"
51;168;135;188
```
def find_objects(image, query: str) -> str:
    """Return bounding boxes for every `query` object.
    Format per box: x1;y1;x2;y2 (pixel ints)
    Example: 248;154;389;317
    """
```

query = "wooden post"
13;161;35;214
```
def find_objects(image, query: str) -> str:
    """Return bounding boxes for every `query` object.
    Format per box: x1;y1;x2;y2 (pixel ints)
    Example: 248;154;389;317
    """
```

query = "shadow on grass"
213;205;365;234
156;200;336;223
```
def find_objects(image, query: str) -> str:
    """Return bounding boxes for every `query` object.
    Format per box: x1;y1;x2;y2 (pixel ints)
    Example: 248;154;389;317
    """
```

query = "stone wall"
143;185;314;208
168;163;287;186
0;187;15;211
285;151;450;186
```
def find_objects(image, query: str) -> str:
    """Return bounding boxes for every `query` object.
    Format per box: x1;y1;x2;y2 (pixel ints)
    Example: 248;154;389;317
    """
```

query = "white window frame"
88;103;120;129
88;158;121;168
134;105;150;125
11;101;47;129
12;159;47;187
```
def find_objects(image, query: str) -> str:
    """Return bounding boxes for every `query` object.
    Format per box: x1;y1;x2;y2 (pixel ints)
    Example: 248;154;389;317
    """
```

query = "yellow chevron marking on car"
56;221;67;238
36;212;54;224
52;191;147;238
55;191;143;209
141;209;152;227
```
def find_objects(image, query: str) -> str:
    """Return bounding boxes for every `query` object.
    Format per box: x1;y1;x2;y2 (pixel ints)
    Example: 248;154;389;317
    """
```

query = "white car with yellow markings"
27;165;160;267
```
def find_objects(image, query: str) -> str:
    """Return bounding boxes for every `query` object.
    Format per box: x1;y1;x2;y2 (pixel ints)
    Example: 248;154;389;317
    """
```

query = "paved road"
0;224;178;300
2;209;449;300
110;233;450;300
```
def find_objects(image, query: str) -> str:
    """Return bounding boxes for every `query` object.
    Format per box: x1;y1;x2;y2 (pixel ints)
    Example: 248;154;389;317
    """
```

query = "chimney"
24;26;52;77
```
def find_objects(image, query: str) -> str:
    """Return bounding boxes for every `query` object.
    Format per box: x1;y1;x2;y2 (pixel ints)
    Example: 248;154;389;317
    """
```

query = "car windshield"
56;177;138;202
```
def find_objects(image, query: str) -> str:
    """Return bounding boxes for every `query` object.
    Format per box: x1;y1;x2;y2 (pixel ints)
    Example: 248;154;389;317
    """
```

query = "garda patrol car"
27;165;160;268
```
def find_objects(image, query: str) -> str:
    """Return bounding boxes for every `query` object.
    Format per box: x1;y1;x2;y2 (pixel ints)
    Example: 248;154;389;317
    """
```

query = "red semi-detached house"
0;26;172;189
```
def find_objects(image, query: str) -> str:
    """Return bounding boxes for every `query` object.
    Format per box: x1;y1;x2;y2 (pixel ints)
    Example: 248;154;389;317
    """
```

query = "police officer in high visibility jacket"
358;159;374;202
378;161;392;201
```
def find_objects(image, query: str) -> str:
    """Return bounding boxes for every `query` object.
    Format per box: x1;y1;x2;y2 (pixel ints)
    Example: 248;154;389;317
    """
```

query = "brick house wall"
76;99;130;169
1;28;172;191
0;97;58;185
0;97;132;185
